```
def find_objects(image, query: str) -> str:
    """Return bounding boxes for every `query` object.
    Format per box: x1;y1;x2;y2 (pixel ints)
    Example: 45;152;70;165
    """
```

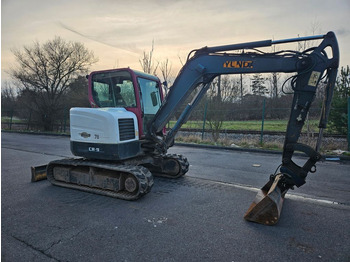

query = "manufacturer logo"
79;132;91;138
223;60;253;68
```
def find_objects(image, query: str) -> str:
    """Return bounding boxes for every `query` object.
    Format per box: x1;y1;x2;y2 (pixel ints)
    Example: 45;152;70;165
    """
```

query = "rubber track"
46;158;154;200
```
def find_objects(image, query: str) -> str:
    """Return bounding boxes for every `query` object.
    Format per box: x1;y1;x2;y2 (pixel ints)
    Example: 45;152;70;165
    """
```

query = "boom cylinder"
197;34;326;55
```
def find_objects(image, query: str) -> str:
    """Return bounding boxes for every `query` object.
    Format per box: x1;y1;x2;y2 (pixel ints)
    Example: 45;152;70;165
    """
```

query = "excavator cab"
88;68;164;137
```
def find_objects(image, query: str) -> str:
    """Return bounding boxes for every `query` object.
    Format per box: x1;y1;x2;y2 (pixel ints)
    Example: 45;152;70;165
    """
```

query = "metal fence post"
63;107;67;133
348;97;350;151
201;100;208;140
260;98;266;144
27;110;32;130
9;110;14;130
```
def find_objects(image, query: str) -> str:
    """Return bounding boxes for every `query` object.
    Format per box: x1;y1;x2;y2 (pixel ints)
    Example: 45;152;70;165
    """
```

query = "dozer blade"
31;165;47;182
244;174;286;225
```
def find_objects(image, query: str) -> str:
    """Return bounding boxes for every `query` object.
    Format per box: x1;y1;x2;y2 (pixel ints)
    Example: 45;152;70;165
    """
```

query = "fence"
2;108;69;133
2;106;320;133
2;102;349;151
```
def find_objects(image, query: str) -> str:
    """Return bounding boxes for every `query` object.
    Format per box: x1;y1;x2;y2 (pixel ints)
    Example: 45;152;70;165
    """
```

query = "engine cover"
70;107;142;160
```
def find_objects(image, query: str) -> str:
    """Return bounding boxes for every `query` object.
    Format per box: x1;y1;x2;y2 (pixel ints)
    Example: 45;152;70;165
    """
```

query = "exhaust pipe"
244;174;287;225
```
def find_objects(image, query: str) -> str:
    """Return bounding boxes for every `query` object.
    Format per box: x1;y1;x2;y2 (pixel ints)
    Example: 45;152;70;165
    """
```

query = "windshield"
91;71;136;108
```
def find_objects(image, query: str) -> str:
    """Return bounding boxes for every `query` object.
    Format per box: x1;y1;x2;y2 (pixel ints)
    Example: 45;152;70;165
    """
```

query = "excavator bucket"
244;174;286;225
31;165;47;182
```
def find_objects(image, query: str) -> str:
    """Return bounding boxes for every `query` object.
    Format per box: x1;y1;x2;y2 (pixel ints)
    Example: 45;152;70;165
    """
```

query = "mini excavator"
32;32;339;225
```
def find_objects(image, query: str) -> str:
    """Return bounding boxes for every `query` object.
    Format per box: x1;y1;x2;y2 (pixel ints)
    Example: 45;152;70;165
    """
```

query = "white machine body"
70;107;139;144
70;108;141;160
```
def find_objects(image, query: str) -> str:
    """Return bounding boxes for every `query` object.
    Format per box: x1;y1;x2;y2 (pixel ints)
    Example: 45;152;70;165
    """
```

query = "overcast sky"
2;0;350;83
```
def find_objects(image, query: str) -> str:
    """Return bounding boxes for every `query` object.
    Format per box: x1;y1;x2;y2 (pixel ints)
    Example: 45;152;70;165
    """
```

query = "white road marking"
194;177;348;208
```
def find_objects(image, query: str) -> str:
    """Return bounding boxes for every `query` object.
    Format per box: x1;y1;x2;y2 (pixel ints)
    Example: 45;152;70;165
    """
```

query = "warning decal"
308;71;321;87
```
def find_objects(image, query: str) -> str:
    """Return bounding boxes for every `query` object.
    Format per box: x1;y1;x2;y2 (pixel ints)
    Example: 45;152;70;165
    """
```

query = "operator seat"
92;90;100;106
114;85;126;107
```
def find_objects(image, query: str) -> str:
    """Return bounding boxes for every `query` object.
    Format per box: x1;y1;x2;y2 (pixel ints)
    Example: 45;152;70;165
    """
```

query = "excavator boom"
149;32;338;142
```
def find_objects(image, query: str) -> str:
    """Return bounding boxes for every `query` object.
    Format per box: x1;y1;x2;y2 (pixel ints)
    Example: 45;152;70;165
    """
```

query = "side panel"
70;107;139;144
70;107;142;160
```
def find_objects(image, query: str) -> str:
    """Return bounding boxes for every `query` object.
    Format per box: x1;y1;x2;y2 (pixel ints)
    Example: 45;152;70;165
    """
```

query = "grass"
175;132;349;154
1;116;25;123
169;119;320;133
175;134;284;151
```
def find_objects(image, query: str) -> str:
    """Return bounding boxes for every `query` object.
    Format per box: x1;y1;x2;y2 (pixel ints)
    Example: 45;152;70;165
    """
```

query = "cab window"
138;78;161;114
92;71;136;107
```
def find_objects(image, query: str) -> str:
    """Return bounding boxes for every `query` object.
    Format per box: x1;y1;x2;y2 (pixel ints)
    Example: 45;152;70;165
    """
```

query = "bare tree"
206;96;224;142
139;40;159;75
159;58;173;96
205;75;240;142
267;72;280;98
222;76;240;102
10;36;97;131
177;53;186;67
207;75;240;101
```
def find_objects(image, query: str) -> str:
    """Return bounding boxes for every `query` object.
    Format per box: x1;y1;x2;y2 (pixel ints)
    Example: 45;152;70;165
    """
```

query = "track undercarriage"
32;154;189;200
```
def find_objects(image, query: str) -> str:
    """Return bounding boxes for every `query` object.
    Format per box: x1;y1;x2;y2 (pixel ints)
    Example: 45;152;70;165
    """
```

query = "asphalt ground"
2;132;350;261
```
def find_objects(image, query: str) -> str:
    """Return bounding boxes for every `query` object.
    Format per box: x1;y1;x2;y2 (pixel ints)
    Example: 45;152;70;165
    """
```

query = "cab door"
137;77;162;135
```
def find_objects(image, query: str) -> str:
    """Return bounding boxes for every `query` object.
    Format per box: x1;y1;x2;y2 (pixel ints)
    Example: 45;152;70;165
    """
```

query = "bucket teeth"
244;174;285;225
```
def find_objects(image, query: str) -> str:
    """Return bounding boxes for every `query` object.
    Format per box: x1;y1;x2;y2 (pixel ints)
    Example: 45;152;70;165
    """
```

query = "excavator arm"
148;32;339;225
